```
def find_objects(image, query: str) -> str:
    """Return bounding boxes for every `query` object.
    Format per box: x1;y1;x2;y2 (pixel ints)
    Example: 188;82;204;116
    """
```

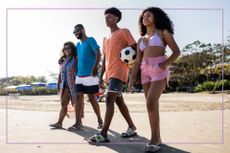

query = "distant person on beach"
50;41;81;129
89;7;137;143
70;24;103;130
129;7;180;152
96;87;106;102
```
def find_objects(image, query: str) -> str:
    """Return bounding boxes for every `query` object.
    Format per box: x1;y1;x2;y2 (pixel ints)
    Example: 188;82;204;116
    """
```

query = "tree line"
0;39;230;95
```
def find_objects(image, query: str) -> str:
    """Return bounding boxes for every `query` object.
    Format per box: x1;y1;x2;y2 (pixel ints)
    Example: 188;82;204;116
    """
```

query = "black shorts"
107;78;124;96
75;76;99;94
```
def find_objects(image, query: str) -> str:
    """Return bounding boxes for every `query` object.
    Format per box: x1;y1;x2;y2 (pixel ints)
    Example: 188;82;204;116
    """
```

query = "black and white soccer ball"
120;46;136;64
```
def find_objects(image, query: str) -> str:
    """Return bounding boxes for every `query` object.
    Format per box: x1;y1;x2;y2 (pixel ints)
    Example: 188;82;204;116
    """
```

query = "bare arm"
92;49;101;76
129;38;143;88
159;30;180;69
130;43;137;51
99;54;106;84
57;66;61;92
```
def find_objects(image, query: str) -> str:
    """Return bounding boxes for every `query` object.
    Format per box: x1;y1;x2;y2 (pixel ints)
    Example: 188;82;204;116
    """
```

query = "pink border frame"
5;7;225;145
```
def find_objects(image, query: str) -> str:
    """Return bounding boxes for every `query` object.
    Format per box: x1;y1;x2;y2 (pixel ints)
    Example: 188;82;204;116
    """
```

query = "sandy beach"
0;92;230;153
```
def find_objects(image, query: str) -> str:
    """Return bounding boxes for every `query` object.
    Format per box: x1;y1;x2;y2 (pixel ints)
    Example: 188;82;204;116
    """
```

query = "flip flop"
121;128;137;138
87;133;110;143
49;123;62;129
97;122;103;129
67;126;81;131
144;144;160;152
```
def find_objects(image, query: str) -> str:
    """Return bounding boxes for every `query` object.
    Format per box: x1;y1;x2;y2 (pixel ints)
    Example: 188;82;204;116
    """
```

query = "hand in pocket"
158;62;166;70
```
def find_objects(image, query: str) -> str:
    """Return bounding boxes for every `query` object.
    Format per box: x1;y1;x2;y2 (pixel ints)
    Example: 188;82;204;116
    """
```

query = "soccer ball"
120;46;136;64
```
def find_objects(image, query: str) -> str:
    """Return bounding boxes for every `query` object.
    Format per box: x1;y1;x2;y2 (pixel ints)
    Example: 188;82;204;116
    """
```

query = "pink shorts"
140;56;170;85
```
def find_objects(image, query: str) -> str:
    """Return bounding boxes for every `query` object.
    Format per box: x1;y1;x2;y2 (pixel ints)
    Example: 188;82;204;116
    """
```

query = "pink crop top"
139;32;165;51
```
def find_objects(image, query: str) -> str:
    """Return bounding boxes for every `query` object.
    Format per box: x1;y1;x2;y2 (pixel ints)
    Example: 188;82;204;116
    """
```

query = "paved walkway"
0;109;229;153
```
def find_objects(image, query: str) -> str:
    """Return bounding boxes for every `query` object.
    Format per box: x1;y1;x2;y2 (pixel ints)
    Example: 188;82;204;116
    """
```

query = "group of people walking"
50;6;180;152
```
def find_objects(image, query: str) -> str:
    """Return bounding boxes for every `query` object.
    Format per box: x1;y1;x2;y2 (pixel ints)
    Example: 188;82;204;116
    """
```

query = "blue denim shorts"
107;78;124;96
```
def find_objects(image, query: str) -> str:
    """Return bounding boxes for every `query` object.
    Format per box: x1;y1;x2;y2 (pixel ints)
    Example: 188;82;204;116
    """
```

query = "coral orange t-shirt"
103;28;136;83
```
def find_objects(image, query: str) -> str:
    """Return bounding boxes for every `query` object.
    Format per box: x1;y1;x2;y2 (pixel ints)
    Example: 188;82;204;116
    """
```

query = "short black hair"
74;24;84;29
104;7;122;23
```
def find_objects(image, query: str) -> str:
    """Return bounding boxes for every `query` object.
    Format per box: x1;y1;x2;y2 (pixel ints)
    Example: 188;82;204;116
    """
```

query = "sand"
0;92;230;153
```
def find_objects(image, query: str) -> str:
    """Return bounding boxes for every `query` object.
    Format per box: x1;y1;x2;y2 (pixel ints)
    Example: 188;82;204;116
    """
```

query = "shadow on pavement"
66;125;190;153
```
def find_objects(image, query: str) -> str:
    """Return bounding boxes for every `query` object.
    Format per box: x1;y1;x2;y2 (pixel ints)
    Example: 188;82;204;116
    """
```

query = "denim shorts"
107;78;124;96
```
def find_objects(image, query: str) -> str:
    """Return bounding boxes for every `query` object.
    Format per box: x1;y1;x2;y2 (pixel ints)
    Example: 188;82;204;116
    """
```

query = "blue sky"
0;0;229;80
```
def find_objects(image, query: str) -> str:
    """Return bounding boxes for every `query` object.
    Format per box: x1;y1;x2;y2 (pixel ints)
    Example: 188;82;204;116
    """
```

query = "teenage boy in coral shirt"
89;7;137;143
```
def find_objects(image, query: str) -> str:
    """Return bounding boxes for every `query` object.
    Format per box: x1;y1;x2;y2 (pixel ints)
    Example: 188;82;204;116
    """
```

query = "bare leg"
142;83;150;100
54;88;70;126
87;94;103;124
75;92;84;128
146;79;166;144
100;92;117;136
115;94;136;130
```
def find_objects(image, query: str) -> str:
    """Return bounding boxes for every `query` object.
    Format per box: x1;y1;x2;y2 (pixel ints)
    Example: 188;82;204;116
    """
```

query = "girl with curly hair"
129;7;180;152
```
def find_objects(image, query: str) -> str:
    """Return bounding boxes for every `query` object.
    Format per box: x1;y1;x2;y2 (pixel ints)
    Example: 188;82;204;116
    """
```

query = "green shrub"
30;87;57;95
195;80;230;92
4;87;58;95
